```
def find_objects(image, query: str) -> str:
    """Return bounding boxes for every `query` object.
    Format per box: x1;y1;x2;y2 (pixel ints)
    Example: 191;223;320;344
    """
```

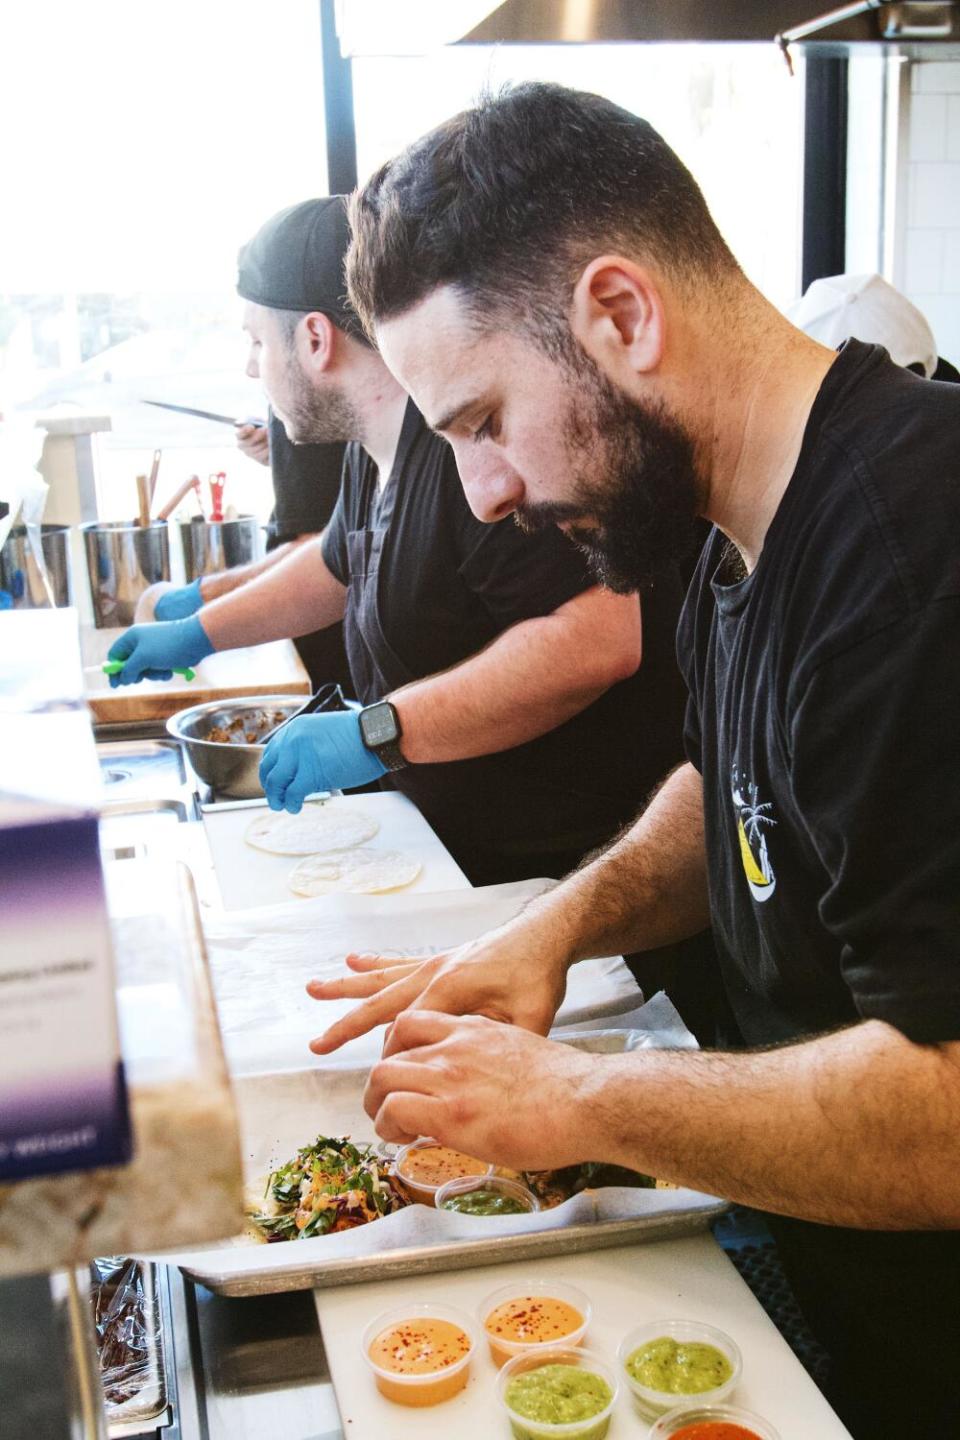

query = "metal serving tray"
169;1033;726;1298
96;1260;173;1437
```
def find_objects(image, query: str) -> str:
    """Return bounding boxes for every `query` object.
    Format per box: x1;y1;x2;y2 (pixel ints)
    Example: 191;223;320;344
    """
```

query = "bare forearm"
199;536;313;601
200;535;346;650
392;588;640;764
515;762;710;965
583;1022;960;1229
392;623;609;762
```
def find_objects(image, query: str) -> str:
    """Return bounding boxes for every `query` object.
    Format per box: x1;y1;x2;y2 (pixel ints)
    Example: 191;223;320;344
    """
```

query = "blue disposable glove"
259;711;387;812
154;577;204;620
107;614;215;686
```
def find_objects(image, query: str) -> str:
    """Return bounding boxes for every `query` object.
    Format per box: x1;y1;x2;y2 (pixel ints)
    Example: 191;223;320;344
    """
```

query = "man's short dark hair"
272;306;372;351
347;82;740;355
274;307;307;347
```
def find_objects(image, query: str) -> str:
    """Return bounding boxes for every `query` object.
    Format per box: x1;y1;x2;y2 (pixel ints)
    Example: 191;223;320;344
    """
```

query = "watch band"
372;737;406;772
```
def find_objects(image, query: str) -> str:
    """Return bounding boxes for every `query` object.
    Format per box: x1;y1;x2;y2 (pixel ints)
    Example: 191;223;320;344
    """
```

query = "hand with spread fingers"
307;915;572;1058
362;1009;595;1171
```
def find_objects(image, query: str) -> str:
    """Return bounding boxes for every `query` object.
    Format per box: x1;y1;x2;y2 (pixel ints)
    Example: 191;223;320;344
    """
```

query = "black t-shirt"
323;400;687;880
678;341;960;1429
264;414;353;692
679;339;960;1048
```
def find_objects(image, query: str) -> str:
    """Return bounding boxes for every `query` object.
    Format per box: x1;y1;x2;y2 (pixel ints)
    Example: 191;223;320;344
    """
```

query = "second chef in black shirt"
322;395;686;883
112;196;689;887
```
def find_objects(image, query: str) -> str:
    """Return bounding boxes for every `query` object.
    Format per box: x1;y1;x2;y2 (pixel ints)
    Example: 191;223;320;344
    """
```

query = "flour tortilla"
244;804;379;856
288;848;422;898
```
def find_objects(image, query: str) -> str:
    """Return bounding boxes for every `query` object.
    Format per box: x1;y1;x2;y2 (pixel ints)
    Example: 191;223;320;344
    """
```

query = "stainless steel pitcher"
81;520;170;628
0;524;72;609
178;516;263;581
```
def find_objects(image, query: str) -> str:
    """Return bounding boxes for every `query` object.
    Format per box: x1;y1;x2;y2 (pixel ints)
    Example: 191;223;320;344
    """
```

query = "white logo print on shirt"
731;770;777;902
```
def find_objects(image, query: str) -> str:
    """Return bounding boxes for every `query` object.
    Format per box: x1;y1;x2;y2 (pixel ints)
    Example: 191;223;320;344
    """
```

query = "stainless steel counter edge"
181;1203;727;1298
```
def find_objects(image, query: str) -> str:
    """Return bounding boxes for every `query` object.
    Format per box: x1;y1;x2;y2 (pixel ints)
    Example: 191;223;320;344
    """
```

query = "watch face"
361;702;399;748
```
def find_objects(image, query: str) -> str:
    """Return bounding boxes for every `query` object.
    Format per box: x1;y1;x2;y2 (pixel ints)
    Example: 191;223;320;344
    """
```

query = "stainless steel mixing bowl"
166;695;306;799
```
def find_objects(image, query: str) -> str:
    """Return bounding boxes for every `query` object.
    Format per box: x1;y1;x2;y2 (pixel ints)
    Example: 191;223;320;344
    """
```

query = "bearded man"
108;196;692;890
309;84;960;1437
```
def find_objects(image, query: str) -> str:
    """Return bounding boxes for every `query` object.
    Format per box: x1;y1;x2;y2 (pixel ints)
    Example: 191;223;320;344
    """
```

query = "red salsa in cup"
671;1423;763;1440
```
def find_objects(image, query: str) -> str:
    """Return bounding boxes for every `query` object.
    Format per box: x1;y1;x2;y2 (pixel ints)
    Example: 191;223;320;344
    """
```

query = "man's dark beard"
516;360;700;593
282;355;362;445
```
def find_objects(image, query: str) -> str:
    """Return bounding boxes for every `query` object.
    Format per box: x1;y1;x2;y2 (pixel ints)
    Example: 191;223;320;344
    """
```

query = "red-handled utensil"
208;471;226;523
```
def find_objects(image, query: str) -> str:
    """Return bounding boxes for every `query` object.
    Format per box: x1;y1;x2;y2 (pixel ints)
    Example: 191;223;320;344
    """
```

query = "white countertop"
200;790;470;910
315;1234;851;1439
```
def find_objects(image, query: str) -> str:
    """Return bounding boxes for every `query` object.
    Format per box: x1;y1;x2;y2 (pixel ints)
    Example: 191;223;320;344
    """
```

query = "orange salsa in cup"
484;1294;587;1366
367;1315;473;1406
395;1140;490;1203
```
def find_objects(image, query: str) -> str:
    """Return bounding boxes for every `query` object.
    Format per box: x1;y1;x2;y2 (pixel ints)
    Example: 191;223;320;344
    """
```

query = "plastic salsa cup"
647;1402;781;1440
480;1278;591;1367
361;1301;477;1407
496;1345;619;1440
393;1137;493;1205
617;1318;742;1417
435;1174;540;1216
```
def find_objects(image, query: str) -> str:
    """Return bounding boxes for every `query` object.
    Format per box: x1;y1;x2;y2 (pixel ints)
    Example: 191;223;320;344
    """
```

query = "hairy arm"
390;586;641;763
365;1011;960;1230
199;534;347;650
198;534;317;602
308;761;710;1053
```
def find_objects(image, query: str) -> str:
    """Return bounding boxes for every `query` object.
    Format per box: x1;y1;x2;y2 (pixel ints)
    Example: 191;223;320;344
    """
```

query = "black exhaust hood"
456;1;960;58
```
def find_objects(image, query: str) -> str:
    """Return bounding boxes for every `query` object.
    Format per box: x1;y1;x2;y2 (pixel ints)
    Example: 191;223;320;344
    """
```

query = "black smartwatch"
357;699;407;771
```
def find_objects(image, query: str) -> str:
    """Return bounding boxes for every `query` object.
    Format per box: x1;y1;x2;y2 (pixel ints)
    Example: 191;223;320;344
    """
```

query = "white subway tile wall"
904;228;944;292
903;62;960;362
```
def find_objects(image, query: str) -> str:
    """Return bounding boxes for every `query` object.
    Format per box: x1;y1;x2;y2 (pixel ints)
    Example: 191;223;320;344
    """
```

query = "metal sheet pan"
166;1032;727;1297
94;1259;171;1436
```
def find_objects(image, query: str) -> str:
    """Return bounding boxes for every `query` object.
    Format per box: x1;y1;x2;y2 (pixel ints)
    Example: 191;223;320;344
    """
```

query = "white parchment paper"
202;879;644;1074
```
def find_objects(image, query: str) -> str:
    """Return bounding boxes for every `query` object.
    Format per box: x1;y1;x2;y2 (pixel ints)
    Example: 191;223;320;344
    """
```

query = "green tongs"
102;660;196;681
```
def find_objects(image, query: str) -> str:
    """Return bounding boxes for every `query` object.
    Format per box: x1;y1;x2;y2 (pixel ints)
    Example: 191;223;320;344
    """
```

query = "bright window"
0;0;327;524
352;44;806;311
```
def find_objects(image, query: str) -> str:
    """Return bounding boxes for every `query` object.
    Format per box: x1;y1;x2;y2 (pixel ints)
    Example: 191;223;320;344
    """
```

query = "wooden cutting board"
82;626;310;724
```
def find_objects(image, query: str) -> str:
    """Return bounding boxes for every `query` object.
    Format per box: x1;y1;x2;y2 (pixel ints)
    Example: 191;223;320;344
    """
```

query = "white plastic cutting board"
315;1237;853;1439
201;791;469;910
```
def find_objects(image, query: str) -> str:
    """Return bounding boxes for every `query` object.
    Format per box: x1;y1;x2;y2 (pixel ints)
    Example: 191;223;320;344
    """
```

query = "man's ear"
570;256;665;379
298;311;338;374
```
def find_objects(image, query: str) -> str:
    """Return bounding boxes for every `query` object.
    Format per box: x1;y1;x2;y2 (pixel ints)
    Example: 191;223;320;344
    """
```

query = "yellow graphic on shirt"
731;772;777;903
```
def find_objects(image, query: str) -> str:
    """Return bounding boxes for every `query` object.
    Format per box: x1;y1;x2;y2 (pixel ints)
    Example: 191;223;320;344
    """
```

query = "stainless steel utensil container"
82;520;170;628
179;515;263;581
166;695;306;798
0;524;71;608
